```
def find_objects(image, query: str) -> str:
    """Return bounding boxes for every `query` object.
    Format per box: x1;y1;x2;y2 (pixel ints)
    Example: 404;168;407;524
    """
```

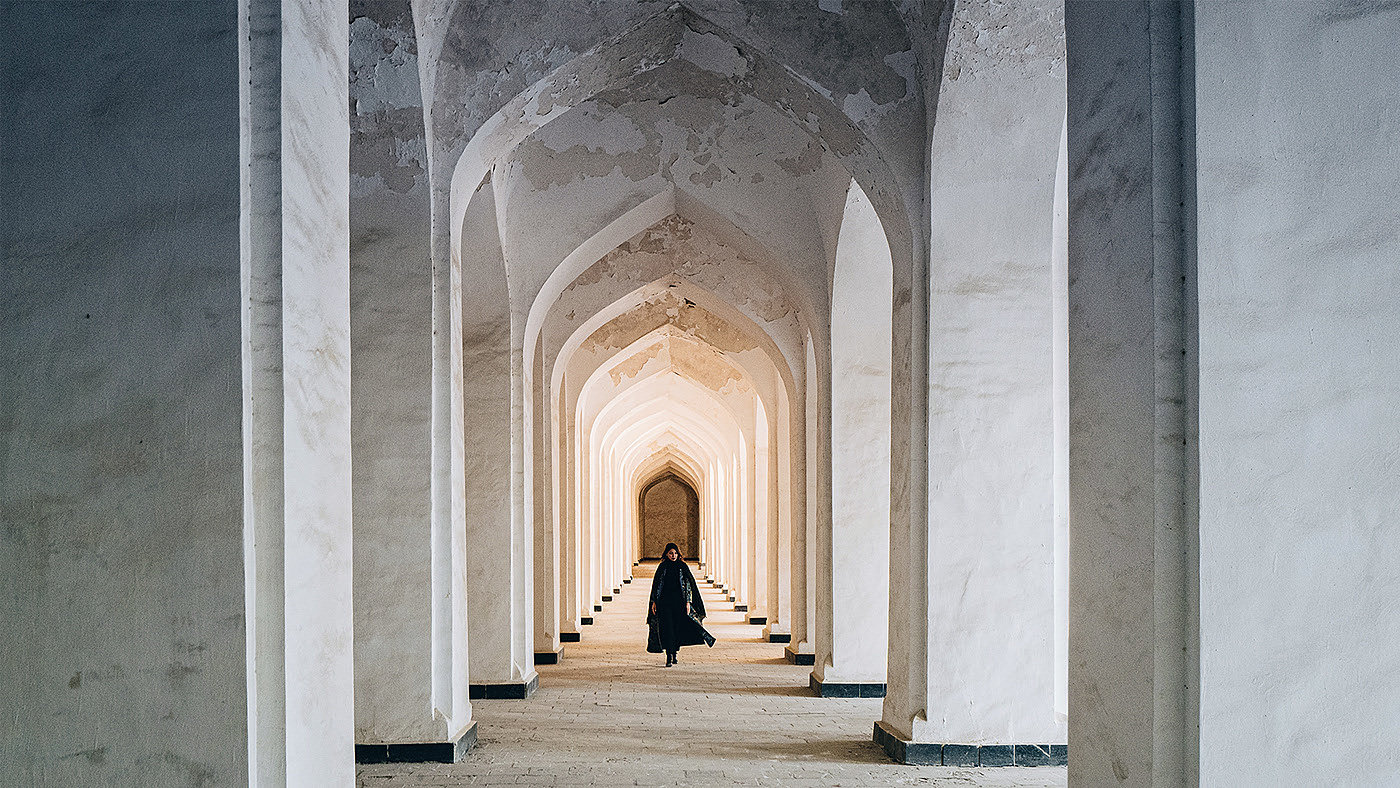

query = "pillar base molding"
580;616;594;625
872;721;1065;767
622;578;632;584
784;644;814;665
593;604;602;612
601;595;613;602
747;615;767;625
356;723;477;764
767;632;791;643
560;631;581;642
810;674;885;698
469;673;539;700
733;603;746;611
534;646;564;665
612;587;621;594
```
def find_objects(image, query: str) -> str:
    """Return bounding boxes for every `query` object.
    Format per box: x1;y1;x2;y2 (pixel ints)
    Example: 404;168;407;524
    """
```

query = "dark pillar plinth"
356;722;477;764
468;673;539;700
872;721;1067;767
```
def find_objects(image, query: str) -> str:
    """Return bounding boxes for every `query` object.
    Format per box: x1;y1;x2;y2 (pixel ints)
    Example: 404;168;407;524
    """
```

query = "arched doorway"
639;473;700;560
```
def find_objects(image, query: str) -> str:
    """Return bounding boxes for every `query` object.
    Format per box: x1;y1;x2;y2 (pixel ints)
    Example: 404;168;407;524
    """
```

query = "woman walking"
647;543;715;666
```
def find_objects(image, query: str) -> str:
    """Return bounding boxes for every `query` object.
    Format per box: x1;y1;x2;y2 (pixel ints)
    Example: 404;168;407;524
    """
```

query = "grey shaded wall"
1194;2;1400;783
0;3;247;785
1066;2;1196;785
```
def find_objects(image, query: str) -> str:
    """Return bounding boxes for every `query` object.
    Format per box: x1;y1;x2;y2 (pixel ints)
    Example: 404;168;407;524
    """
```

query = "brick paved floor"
357;561;1066;788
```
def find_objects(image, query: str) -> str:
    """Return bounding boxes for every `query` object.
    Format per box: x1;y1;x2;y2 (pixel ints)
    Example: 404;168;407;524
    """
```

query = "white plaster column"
764;405;795;642
561;395;583;634
880;0;1066;759
750;402;772;623
785;342;816;663
815;182;892;694
740;439;753;610
348;3;475;754
532;344;562;660
733;449;746;605
242;0;355;781
459;175;534;694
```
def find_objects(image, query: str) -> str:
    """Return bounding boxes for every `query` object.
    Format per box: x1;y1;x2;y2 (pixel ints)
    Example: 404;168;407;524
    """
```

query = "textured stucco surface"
1;5;247;785
1194;2;1400;783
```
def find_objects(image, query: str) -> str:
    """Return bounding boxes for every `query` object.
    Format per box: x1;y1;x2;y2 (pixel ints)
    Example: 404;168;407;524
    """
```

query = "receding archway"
639;473;701;560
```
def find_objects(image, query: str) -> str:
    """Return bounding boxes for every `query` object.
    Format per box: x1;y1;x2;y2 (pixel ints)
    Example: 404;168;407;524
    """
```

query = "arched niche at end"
638;472;701;560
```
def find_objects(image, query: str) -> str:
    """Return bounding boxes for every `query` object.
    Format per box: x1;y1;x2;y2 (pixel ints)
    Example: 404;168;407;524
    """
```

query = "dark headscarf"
663;542;681;560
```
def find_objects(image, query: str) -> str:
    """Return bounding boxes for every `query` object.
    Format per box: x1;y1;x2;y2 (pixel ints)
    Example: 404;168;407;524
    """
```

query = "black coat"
647;560;716;652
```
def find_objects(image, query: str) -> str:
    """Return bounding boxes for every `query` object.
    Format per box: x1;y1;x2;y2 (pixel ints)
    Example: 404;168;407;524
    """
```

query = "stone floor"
357;562;1066;787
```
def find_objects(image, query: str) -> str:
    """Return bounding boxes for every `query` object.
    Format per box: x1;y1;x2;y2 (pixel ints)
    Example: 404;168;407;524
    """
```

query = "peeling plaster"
941;0;1066;82
350;12;427;193
580;291;759;358
560;214;798;328
678;28;749;77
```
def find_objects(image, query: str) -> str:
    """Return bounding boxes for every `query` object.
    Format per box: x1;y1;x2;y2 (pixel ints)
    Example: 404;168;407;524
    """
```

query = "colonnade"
10;2;1398;786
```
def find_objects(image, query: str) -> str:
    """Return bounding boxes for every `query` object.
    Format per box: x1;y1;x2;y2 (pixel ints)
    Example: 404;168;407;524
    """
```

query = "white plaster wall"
1195;3;1400;782
0;7;248;783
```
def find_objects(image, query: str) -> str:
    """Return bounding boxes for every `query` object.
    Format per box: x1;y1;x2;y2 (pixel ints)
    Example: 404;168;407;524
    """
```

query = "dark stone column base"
784;644;815;665
601;595;612;602
612;587;621;594
734;603;748;612
767;632;790;643
580;616;594;625
810;674;886;698
356;722;477;764
593;604;602;612
560;631;581;643
872;721;1066;767
748;615;767;625
534;646;564;665
623;578;631;584
469;673;539;700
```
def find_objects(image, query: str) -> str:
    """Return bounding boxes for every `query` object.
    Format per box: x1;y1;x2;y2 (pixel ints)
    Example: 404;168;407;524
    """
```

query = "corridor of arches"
344;0;1065;775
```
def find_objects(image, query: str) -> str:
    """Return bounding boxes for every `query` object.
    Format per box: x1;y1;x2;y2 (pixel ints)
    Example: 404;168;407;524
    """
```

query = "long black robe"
647;559;715;653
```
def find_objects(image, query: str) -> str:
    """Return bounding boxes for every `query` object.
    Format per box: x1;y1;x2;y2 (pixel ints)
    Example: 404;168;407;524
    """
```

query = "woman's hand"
685;602;691;616
650;602;657;615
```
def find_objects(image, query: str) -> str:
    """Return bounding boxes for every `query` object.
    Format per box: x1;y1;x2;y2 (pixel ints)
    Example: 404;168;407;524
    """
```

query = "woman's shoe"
665;653;674;667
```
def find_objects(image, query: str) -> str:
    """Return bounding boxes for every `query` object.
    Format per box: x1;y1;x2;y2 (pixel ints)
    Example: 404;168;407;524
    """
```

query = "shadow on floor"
722;736;892;765
717;682;811;696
